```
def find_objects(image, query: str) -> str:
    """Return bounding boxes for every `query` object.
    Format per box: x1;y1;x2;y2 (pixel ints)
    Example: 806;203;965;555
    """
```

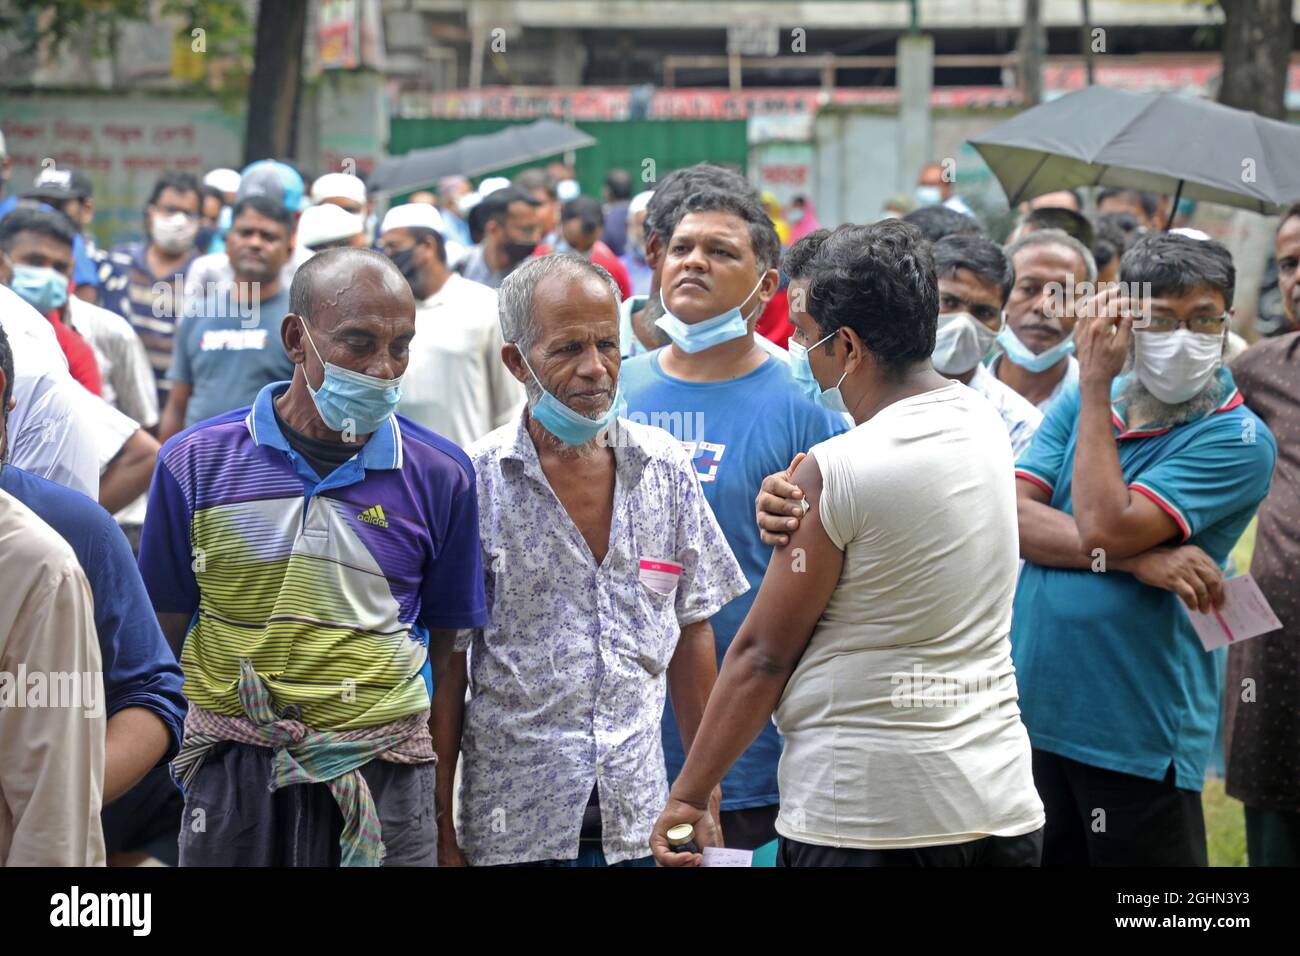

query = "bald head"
283;246;416;386
289;247;414;328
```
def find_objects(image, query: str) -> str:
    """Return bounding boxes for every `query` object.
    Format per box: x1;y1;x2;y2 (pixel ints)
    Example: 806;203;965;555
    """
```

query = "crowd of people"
0;127;1295;869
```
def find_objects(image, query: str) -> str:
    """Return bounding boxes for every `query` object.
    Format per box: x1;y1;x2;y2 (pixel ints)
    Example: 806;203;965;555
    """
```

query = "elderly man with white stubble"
432;253;748;867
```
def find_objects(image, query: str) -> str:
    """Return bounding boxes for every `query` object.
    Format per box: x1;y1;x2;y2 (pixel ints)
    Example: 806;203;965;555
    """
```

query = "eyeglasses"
1137;313;1228;335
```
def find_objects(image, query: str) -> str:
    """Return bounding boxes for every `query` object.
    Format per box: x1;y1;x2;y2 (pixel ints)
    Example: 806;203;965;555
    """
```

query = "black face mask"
387;245;426;298
503;239;536;267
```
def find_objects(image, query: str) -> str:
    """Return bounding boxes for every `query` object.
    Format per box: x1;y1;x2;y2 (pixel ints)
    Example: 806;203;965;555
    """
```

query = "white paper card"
1187;574;1283;652
700;846;753;867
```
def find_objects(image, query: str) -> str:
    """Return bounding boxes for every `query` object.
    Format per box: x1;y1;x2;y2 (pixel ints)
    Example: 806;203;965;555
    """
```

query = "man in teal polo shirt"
1013;232;1275;865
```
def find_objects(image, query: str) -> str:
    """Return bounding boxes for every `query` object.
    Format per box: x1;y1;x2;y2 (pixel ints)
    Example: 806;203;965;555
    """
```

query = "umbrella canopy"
369;119;597;195
970;86;1300;217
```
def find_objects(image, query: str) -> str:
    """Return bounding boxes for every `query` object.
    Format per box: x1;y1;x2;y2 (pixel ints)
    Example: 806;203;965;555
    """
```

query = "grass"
1203;776;1248;866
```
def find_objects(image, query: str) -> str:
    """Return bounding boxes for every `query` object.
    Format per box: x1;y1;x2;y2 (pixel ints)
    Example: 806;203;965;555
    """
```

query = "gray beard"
524;380;615;459
1118;366;1223;428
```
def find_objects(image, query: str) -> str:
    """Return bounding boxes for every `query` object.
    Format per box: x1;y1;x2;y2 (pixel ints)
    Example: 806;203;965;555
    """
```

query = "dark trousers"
1031;748;1207;866
177;742;437;867
1245;805;1300;867
101;764;185;865
719;804;780;851
778;828;1043;867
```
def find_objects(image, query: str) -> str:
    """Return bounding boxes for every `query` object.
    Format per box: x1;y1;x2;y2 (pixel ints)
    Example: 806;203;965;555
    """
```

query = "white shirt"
0;286;136;500
0;488;105;866
775;383;1044;850
396;274;524;448
989;353;1080;415
66;295;160;429
966;361;1044;459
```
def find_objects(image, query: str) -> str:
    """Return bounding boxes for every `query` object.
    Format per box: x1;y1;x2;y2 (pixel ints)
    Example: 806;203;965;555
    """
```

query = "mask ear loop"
299;316;327;393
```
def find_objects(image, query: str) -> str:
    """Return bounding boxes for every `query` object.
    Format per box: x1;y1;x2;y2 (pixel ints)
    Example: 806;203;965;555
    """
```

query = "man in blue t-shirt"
621;169;846;849
1012;233;1275;865
159;195;295;439
0;322;187;862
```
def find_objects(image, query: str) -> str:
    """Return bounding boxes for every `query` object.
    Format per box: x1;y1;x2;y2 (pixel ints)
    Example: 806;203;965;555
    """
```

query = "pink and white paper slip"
1186;574;1283;652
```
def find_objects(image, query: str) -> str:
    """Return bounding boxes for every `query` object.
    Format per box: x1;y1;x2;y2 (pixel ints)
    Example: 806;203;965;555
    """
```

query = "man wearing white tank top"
650;220;1045;866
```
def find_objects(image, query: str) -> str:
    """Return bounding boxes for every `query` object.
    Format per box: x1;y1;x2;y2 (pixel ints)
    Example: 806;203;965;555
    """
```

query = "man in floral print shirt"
431;254;748;867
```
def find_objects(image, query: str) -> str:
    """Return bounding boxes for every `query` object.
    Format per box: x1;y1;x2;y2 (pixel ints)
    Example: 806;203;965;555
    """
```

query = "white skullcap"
478;176;511;197
380;202;446;236
1170;227;1212;242
457;192;482;216
297;203;364;248
629;190;654;216
310;172;367;206
556;178;580;202
203;167;241;194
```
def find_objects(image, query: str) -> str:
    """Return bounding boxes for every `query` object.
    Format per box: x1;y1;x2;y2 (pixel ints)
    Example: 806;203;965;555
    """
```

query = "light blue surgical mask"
996;324;1075;373
914;185;944;206
11;264;69;313
517;348;625;446
788;329;850;414
655;274;764;354
300;318;403;435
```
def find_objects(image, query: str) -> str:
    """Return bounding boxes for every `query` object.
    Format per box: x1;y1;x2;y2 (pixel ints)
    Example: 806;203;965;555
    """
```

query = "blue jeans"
503;843;656;867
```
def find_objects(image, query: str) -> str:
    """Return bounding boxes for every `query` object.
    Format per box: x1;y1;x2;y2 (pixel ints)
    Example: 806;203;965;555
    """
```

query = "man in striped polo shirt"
138;247;487;866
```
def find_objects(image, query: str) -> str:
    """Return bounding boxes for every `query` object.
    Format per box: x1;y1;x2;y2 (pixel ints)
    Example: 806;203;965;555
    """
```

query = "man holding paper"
1011;233;1274;865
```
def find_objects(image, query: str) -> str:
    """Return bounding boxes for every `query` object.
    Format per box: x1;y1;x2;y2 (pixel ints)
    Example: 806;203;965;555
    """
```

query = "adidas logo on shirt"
357;505;389;528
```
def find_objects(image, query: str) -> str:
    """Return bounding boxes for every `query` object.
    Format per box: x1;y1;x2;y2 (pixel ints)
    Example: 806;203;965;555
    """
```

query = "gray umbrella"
369;119;597;195
970;86;1300;222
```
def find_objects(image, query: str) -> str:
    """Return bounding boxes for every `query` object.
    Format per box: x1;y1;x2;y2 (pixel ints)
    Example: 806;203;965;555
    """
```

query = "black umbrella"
369;119;597;195
970;86;1300;225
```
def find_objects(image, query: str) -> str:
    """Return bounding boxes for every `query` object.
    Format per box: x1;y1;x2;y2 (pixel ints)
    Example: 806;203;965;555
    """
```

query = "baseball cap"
310;172;367;207
237;160;307;213
297;203;364;249
25;166;93;201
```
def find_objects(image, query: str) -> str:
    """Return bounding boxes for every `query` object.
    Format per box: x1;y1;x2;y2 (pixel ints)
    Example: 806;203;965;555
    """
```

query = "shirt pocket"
627;557;683;675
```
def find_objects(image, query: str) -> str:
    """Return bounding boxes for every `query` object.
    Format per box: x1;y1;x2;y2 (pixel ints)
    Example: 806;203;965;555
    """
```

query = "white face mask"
1134;328;1224;405
932;311;1003;376
151;210;199;253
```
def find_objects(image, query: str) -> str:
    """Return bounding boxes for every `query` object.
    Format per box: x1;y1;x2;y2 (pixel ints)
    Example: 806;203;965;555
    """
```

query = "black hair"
1092;216;1128;272
783;228;833;280
1277;202;1300;234
147;171;202;207
900;205;983;243
645;163;755;244
1020;207;1094;250
479;186;542;228
199;184;225;208
0;320;13;416
513;168;556;199
1120;232;1236;309
230;195;294;236
1098;187;1160;220
0;206;76;252
561;196;603;233
805;220;939;378
668;186;781;273
1098;210;1143;244
933;234;1015;305
605;168;632;201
